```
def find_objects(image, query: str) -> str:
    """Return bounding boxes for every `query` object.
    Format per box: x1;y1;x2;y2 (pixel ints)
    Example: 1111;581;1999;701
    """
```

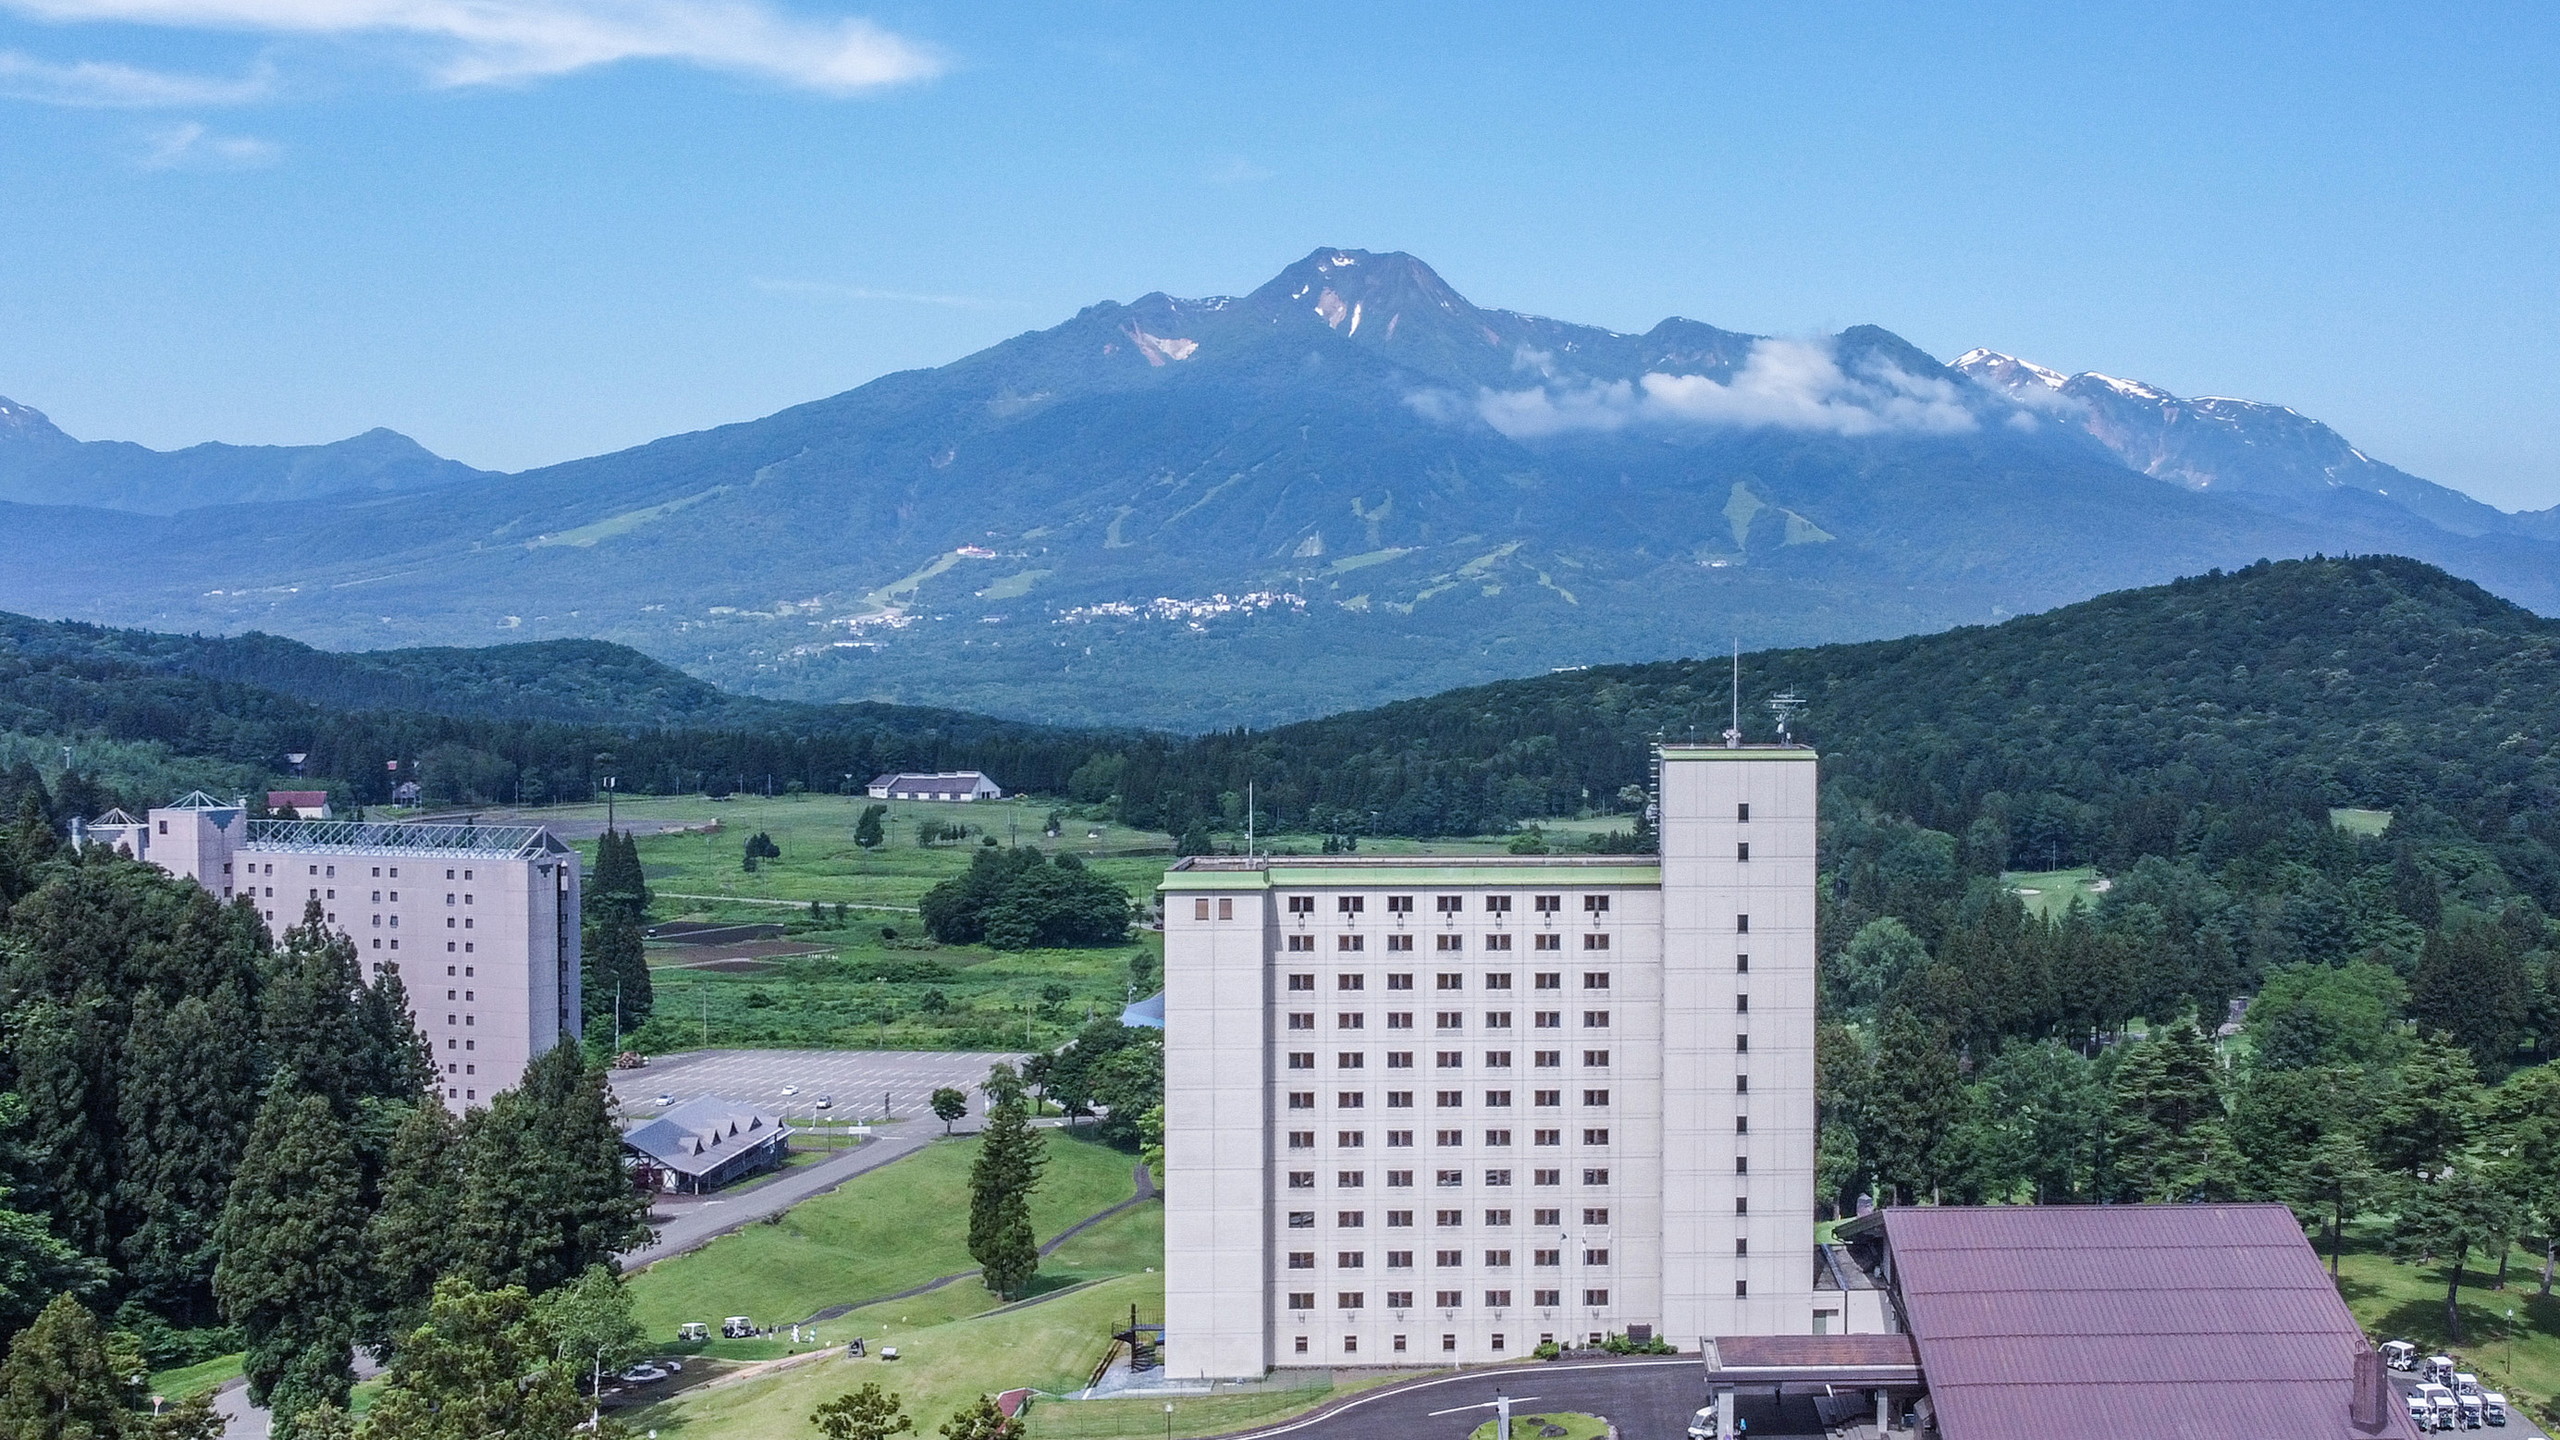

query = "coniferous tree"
967;1095;1044;1301
213;1090;368;1424
2372;1037;2483;1178
362;1280;583;1440
2104;1023;2240;1203
2389;1162;2518;1341
2413;922;2531;1074
456;1044;650;1297
365;1103;462;1350
813;1383;913;1440
0;1294;137;1440
579;912;651;1037
854;805;887;850
1861;1010;1964;1205
113;990;262;1324
938;1395;1019;1440
259;904;374;1117
8;1003;113;1262
355;970;436;1105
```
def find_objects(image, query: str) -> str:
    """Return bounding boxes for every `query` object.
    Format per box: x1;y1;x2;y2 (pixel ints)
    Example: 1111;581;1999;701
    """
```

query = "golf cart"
2459;1394;2486;1429
2425;1355;2458;1385
721;1316;756;1339
2482;1393;2508;1426
2383;1341;2419;1372
1687;1401;1720;1440
677;1322;709;1342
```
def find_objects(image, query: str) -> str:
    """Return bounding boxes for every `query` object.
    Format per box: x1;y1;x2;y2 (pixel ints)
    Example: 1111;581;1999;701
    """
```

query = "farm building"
622;1095;793;1192
267;789;333;819
865;771;1003;802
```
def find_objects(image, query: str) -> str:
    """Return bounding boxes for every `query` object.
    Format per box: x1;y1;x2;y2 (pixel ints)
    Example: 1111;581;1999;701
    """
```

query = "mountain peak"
1952;349;2069;394
0;397;74;450
1241;246;1490;344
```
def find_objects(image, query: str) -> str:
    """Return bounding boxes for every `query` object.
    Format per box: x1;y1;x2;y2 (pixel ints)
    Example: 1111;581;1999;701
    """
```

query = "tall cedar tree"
2388;1163;2518;1341
361;1280;585;1440
456;1044;652;1296
2372;1038;2483;1178
2104;1024;2241;1203
365;1102;463;1350
967;1096;1044;1300
1861;1010;1964;1205
114;986;264;1323
0;1294;137;1440
2413;922;2532;1074
580;912;651;1037
213;1090;369;1425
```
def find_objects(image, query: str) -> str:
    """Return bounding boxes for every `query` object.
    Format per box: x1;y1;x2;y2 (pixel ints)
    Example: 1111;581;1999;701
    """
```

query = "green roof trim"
1161;863;1663;891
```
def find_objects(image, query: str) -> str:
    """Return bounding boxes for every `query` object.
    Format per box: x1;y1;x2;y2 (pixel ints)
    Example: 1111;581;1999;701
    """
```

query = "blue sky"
3;2;2556;509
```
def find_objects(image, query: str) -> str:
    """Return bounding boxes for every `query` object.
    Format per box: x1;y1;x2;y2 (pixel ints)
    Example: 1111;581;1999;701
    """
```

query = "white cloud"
751;278;1005;309
1460;337;1981;441
0;47;269;104
0;0;941;93
138;117;277;165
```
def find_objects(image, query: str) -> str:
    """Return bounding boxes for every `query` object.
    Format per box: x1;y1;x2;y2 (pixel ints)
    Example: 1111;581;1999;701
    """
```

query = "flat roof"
1707;1333;1921;1387
240;817;573;860
1161;856;1662;891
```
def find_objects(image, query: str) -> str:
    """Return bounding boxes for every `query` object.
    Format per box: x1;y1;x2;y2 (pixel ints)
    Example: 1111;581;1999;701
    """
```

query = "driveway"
1200;1357;1733;1440
610;1047;1027;1123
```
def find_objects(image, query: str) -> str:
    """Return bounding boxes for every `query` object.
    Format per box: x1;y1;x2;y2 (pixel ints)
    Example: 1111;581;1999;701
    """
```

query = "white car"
781;1086;799;1097
617;1364;669;1384
815;1095;833;1109
654;1093;675;1107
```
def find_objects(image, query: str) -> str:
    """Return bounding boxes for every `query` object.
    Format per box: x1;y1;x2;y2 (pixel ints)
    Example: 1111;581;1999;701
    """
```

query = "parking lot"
2387;1357;2551;1440
609;1047;1028;1122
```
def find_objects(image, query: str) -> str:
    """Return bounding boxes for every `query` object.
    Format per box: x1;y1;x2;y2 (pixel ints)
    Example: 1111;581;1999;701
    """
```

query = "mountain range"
2;247;2553;730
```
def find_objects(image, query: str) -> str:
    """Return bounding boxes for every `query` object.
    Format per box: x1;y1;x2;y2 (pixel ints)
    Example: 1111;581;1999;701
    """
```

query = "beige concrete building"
1162;743;1819;1377
95;792;581;1109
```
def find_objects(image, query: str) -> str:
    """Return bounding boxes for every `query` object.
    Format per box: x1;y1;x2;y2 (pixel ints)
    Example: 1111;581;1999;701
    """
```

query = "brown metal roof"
1881;1204;2419;1440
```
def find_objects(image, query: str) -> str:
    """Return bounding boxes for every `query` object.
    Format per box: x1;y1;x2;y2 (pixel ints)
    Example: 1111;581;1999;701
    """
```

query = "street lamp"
1164;1402;1174;1440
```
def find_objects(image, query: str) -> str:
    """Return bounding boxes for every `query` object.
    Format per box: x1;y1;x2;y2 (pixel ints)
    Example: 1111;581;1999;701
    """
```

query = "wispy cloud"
138;117;277;166
0;47;270;104
1441;337;1981;441
0;0;942;94
752;278;1010;309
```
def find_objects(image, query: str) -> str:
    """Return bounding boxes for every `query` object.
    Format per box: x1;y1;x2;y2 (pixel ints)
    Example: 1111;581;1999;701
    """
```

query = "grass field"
148;1351;243;1401
1471;1415;1610;1440
2002;866;2109;919
628;1128;1147;1353
2334;1224;2560;1423
2332;807;2396;837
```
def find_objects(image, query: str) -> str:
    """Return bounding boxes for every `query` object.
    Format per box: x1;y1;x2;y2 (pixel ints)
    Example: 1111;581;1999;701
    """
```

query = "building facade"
1162;743;1817;1377
864;771;1004;802
95;792;581;1110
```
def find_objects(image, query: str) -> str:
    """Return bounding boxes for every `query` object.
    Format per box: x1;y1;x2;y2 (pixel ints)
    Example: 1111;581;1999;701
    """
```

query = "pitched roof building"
622;1095;793;1192
864;771;1002;802
1813;1203;2417;1440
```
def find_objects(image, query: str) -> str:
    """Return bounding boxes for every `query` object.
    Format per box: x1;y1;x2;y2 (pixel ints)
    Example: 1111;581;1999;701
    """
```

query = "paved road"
1206;1357;1733;1440
612;1047;1027;1122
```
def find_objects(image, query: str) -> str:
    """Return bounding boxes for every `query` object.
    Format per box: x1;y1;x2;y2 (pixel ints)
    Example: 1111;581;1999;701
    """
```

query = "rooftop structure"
267;789;333;818
1826;1203;2416;1440
865;771;1003;802
622;1095;793;1192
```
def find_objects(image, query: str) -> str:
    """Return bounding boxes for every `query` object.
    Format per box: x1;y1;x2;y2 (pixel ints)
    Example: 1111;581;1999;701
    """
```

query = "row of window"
1283;1125;1620;1148
1287;1088;1613;1112
1287;1206;1612;1226
1285;1014;1618;1032
1288;972;1612;990
1288;1049;1616;1069
1286;1289;1615;1310
1291;894;1610;917
1290;934;1613;952
1271;1162;1618;1186
236;860;479;881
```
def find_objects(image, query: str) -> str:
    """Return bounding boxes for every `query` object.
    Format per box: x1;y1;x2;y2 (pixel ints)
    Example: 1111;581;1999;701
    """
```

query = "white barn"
865;771;1003;802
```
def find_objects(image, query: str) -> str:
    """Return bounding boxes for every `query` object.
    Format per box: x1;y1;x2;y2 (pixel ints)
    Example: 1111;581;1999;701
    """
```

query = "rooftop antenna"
1766;689;1807;745
1723;639;1743;748
1246;780;1255;858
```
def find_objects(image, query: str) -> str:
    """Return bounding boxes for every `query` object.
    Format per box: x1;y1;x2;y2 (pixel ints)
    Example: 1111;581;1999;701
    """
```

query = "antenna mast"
1766;690;1807;745
1723;639;1743;748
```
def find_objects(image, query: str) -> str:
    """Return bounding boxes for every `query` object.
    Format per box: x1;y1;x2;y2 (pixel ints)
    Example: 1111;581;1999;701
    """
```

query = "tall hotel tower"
1162;743;1818;1376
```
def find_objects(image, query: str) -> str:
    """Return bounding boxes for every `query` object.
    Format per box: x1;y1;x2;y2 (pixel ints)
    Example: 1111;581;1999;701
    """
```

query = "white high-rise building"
91;792;582;1109
1162;743;1817;1376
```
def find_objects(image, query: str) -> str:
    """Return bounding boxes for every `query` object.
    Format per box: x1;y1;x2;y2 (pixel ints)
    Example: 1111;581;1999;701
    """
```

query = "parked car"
815;1095;833;1109
617;1365;668;1384
2383;1341;2419;1371
654;1093;675;1108
781;1086;799;1097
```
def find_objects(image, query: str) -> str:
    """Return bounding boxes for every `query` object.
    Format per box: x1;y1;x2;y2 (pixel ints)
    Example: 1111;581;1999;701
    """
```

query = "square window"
1486;895;1512;913
1436;973;1464;991
1534;934;1562;951
1436;895;1462;914
1289;895;1315;914
1534;1169;1561;1186
1339;1053;1366;1071
1582;1128;1609;1145
1584;1288;1611;1306
1534;1129;1561;1145
1582;1248;1609;1265
1581;934;1610;951
1584;1050;1609;1067
1485;1128;1511;1146
1485;1169;1512;1186
1338;896;1365;914
1484;1249;1511;1267
1289;1053;1315;1070
1287;936;1315;952
1582;1168;1610;1185
1437;1129;1462;1146
1289;974;1315;991
1583;1089;1609;1106
1583;1208;1609;1225
1387;1132;1415;1148
1387;934;1415;952
1386;896;1414;914
1337;935;1365;952
1338;1092;1365;1108
1338;973;1365;991
1582;972;1611;989
1584;1011;1610;1028
1442;1333;1458;1351
1387;973;1414;989
1289;1171;1315;1189
1486;1291;1512;1309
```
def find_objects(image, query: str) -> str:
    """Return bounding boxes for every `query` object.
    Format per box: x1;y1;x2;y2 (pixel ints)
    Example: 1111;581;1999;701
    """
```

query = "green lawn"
1471;1415;1610;1440
2002;866;2107;919
2332;807;2396;837
2333;1223;2559;1424
636;1271;1162;1440
147;1352;243;1401
628;1128;1147;1351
